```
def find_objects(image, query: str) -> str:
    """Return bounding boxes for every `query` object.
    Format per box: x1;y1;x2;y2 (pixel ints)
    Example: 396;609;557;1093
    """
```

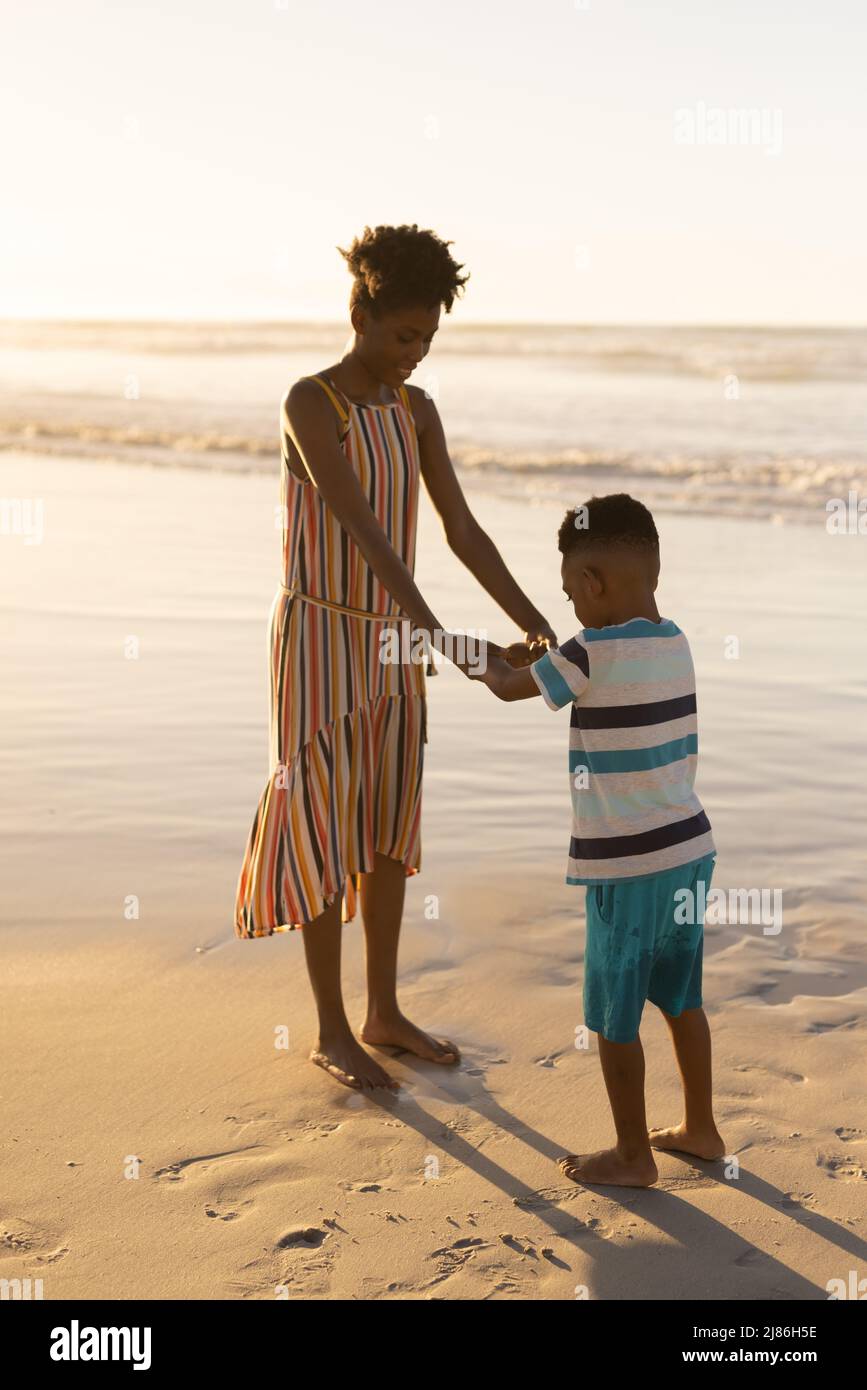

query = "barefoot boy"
472;493;723;1188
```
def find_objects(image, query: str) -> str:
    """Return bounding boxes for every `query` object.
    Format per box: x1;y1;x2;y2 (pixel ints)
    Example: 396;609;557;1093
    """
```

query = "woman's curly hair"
337;223;470;317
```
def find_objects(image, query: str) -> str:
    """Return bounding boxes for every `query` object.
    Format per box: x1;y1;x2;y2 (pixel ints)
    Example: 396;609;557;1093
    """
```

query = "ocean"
2;320;864;523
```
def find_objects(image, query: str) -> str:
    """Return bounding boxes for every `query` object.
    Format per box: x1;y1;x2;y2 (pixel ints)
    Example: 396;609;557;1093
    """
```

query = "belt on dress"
279;583;438;675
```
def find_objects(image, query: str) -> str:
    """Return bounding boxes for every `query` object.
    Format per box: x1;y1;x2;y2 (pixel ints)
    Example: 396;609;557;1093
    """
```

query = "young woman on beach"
234;223;558;1092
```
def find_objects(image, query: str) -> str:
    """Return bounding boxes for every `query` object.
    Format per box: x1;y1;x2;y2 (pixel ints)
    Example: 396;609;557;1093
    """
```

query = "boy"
472;494;724;1188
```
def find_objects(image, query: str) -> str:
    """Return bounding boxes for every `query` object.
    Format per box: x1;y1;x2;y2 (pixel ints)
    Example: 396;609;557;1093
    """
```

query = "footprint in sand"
276;1227;329;1249
424;1237;490;1287
291;1122;342;1141
464;1052;509;1077
434;1115;503;1152
511;1188;611;1227
805;1016;859;1033
1;1224;39;1253
534;1050;567;1068
204;1198;255;1221
778;1192;817;1210
733;1064;805;1084
224;1108;276;1127
484;1271;524;1293
152;1145;262;1182
0;1218;67;1262
658;1171;719;1192
38;1245;70;1264
815;1152;867;1181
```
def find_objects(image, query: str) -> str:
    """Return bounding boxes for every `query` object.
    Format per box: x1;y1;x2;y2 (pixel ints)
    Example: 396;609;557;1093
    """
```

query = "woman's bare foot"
557;1147;658;1188
360;1011;460;1065
648;1123;726;1160
309;1033;400;1092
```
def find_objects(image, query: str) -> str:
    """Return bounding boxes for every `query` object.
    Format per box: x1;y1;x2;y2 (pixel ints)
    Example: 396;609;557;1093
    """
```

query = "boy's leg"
561;880;658;1186
559;1031;658;1187
646;854;725;1158
650;1005;726;1159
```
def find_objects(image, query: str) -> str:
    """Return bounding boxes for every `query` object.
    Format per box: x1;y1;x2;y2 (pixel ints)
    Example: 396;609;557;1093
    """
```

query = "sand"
1;450;865;1300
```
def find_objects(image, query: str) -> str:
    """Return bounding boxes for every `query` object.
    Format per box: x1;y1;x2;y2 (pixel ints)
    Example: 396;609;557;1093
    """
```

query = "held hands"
524;617;558;652
465;641;548;701
491;619;557;670
500;640;547;668
458;638;549;700
437;619;557;684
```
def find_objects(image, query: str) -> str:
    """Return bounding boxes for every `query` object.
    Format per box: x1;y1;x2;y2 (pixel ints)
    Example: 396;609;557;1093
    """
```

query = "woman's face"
352;303;440;387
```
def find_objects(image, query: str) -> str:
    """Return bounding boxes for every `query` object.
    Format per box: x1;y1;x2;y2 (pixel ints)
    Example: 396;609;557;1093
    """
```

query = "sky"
1;0;865;324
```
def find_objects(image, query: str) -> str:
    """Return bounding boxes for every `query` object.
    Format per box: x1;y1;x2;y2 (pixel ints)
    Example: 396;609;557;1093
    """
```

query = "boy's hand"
445;635;547;681
466;652;514;697
501;640;549;668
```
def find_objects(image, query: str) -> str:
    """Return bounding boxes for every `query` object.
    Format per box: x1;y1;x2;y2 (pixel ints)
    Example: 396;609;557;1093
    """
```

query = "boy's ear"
583;564;604;597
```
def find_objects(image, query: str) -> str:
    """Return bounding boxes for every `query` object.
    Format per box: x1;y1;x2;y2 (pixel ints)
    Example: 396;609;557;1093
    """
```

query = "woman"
234;224;558;1092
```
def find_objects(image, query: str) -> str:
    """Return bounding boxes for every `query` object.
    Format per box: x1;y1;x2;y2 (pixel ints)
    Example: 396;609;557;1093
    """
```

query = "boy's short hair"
558;493;659;557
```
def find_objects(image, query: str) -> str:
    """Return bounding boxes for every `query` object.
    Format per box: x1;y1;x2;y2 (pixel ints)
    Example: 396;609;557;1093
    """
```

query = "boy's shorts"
583;853;717;1044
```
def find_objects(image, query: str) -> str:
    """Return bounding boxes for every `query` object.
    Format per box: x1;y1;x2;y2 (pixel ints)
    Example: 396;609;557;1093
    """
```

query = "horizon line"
2;316;865;331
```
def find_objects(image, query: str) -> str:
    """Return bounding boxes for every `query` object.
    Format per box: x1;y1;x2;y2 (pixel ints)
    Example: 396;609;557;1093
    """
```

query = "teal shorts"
583;853;716;1044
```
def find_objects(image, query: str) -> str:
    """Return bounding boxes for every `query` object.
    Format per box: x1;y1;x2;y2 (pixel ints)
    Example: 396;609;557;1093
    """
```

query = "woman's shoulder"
283;371;343;418
282;372;349;449
283;369;332;404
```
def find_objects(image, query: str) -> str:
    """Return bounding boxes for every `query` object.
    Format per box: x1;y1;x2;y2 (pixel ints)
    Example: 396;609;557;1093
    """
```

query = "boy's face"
561;545;661;631
561;550;608;629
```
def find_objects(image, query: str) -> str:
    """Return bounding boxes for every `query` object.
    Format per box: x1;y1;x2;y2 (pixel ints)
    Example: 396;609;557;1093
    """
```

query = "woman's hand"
436;631;499;678
524;617;558;653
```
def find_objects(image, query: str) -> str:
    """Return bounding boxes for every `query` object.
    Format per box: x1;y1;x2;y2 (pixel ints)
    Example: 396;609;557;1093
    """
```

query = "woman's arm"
412;387;558;648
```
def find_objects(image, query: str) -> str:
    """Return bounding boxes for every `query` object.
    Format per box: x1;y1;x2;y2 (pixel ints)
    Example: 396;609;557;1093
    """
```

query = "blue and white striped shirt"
530;617;715;884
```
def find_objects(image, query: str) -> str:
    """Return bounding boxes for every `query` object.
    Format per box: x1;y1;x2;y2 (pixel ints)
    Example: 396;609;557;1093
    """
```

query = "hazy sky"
2;0;864;323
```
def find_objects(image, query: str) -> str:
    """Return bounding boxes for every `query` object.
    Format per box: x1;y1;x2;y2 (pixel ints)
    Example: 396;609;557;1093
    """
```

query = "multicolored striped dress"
234;373;429;938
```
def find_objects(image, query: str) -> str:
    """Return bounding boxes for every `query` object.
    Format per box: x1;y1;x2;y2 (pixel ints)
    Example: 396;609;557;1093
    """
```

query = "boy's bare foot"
648;1124;726;1160
309;1035;400;1092
360;1011;460;1065
557;1147;658;1188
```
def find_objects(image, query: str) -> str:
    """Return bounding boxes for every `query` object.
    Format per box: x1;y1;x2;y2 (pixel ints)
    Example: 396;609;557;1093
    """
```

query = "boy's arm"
529;635;591;708
468;653;543;701
460;635;590;707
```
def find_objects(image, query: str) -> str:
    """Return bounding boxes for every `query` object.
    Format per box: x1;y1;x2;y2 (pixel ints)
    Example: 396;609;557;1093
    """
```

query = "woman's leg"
302;886;399;1091
358;850;460;1064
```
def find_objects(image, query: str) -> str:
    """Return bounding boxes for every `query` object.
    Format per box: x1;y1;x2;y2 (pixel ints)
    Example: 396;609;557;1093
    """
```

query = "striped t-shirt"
529;617;715;885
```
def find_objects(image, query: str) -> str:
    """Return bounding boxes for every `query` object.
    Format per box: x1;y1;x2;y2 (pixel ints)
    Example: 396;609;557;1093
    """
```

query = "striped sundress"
234;373;429;938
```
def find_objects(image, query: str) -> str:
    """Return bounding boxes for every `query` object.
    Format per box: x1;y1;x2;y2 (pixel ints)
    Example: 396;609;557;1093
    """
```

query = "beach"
2;430;866;1300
